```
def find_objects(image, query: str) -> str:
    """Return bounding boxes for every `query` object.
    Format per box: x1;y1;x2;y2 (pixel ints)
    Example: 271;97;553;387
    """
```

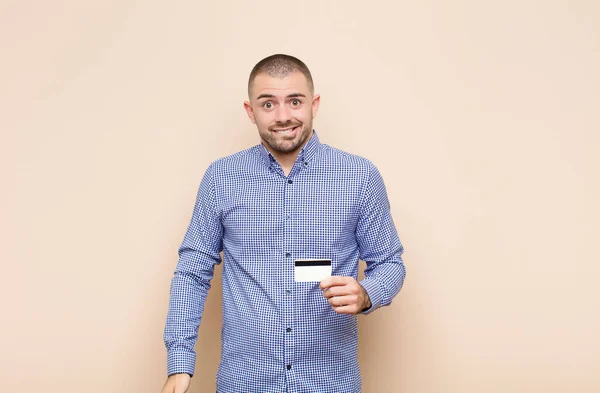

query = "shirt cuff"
167;349;196;377
359;277;383;315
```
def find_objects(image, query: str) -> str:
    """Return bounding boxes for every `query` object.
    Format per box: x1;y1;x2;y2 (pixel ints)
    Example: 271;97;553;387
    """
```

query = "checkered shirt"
164;131;406;393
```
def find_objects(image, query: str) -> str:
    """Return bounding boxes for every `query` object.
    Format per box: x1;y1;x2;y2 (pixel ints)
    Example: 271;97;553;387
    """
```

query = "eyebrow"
256;93;307;100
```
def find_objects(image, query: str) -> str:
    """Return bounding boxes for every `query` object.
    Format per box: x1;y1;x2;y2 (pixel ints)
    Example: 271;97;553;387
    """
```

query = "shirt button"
287;179;293;184
285;252;291;257
286;364;292;370
286;327;292;333
285;289;291;294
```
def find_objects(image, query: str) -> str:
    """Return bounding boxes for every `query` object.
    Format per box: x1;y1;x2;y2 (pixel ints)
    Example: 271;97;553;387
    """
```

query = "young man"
161;54;406;393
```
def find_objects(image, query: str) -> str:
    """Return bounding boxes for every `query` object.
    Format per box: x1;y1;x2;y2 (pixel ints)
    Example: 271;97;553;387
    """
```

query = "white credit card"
294;259;332;282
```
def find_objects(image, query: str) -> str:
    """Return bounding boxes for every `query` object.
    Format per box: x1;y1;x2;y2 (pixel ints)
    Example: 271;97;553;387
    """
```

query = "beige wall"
1;1;599;392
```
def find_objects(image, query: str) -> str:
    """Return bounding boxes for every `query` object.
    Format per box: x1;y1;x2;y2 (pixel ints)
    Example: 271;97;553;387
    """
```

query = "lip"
271;125;301;134
271;125;300;131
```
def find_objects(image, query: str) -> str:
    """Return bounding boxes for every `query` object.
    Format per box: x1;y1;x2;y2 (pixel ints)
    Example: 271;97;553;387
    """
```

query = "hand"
320;276;371;315
160;373;191;393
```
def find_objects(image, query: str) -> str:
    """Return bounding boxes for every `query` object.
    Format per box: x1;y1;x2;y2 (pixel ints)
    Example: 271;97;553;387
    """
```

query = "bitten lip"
271;125;300;131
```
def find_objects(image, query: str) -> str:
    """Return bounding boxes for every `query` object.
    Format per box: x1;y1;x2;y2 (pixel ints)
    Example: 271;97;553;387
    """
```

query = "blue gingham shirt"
164;131;406;393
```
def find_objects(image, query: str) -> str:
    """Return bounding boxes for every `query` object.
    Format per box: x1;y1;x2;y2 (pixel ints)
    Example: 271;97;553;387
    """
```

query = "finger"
328;294;358;307
320;276;350;290
322;286;351;299
160;379;174;393
323;280;364;298
331;304;360;315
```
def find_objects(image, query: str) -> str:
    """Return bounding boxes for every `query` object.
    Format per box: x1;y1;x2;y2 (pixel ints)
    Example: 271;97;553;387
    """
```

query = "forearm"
164;267;212;376
164;243;222;375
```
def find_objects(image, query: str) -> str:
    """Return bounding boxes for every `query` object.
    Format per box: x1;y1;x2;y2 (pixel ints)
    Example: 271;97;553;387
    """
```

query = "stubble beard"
260;121;313;154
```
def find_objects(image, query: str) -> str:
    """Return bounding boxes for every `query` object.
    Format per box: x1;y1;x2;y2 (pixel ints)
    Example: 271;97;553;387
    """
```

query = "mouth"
271;125;301;136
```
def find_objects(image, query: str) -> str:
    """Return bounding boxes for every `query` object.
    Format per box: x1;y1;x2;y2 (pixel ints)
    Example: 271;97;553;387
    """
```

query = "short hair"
248;54;314;98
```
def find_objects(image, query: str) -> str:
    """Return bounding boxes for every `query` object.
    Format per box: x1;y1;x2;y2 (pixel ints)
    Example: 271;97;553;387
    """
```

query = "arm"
320;162;405;315
355;162;406;314
163;163;223;377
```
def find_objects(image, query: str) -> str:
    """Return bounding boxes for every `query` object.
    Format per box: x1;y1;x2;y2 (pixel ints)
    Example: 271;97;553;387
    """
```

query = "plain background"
1;1;599;392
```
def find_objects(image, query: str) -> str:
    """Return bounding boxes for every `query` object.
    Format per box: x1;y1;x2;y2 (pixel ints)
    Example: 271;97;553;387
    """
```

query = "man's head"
244;54;320;161
247;54;314;98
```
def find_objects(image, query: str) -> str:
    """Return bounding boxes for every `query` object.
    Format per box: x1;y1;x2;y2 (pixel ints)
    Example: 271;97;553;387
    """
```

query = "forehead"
251;72;311;100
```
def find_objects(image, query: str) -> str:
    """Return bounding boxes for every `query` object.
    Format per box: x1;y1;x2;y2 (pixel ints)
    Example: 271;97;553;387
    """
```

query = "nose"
274;105;292;124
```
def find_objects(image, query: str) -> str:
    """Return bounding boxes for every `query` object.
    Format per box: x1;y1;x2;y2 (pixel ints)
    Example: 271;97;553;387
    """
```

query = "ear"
243;101;256;124
311;94;321;119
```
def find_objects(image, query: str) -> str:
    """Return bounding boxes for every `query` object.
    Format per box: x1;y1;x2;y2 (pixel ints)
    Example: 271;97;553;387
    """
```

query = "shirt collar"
258;129;321;168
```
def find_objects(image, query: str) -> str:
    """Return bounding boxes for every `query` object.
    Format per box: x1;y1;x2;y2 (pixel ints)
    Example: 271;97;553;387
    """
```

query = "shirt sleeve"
356;162;406;314
163;163;223;376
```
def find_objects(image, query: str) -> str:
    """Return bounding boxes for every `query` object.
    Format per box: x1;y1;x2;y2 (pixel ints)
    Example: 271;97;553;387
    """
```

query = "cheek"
254;113;271;128
290;108;306;121
298;109;313;123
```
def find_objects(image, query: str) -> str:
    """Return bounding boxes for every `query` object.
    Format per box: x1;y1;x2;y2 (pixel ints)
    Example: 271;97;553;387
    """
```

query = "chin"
275;142;300;153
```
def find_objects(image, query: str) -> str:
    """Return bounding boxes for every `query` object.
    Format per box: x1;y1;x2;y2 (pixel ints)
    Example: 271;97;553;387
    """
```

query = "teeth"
275;127;295;134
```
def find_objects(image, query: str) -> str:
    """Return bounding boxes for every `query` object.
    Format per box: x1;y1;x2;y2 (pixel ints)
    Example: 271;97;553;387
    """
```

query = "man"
161;54;406;393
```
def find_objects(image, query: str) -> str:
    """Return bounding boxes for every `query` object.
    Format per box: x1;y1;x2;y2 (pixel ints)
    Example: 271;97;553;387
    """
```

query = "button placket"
282;172;296;381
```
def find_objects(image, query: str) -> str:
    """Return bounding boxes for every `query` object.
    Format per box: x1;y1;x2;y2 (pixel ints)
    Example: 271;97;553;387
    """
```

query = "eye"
262;102;273;109
291;99;301;107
